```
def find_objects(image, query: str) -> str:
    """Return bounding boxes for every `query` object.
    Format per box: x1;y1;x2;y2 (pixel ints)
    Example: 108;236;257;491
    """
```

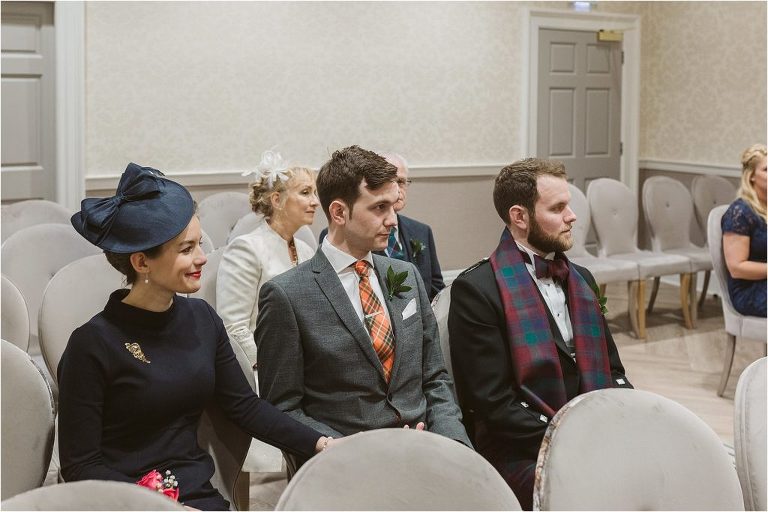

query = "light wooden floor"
246;280;766;509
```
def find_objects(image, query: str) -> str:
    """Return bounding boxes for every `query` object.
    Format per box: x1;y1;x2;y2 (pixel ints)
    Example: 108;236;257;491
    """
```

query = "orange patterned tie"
354;260;395;382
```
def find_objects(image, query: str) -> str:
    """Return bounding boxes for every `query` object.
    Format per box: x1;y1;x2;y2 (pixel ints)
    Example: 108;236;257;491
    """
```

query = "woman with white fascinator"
216;150;319;368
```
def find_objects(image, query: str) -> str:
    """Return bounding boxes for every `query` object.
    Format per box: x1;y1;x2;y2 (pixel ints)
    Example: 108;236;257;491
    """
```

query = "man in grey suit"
256;145;470;454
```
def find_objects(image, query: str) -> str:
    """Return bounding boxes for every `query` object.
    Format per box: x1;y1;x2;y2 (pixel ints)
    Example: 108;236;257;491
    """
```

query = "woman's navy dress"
721;198;767;317
58;290;321;510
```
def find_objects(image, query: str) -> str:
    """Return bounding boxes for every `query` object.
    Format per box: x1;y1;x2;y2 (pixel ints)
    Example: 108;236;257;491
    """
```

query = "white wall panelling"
55;1;86;211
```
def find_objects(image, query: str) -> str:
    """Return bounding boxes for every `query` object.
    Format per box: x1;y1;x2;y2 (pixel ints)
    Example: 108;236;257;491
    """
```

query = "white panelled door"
1;2;56;202
537;29;622;193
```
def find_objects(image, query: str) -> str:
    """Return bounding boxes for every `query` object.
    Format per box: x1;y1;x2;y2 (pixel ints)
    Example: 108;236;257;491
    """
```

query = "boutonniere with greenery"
410;238;425;259
386;266;412;300
589;282;608;315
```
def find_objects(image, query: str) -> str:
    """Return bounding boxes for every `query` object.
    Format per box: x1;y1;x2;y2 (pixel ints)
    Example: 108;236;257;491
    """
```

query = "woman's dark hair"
104;245;163;285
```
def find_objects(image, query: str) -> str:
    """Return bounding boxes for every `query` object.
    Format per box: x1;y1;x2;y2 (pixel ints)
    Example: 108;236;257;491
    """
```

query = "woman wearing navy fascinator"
59;163;333;510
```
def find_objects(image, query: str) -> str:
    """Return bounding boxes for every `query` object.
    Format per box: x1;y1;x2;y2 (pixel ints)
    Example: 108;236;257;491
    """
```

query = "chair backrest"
1;480;186;510
228;213;318;251
734;357;767;511
39;252;254;510
1;224;102;344
198;192;251;249
431;283;455;382
189;247;225;310
643;176;696;251
707;205;742;331
295;225;318;251
1;340;56;500
1;275;30;352
276;429;521;510
1;199;72;243
228;212;265;244
587;178;638;257
692;175;737;235
200;228;215;254
198;339;255;511
566;183;591;258
38;254;125;383
534;388;743;510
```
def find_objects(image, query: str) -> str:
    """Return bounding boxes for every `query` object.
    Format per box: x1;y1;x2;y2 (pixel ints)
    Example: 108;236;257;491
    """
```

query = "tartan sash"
490;229;612;417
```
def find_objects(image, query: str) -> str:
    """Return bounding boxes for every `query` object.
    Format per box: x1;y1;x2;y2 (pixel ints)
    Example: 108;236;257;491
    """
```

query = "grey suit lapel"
372;254;409;385
311;250;389;381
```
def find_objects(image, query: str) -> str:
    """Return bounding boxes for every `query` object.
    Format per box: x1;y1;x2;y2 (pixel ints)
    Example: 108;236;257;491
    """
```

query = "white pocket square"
402;298;417;320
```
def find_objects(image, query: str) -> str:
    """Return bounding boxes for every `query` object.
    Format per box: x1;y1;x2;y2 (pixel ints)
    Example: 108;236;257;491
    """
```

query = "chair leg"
628;280;646;339
717;334;737;397
680;273;694;329
637;279;646;339
628;281;639;337
698;270;711;311
647;277;660;314
689;272;698;326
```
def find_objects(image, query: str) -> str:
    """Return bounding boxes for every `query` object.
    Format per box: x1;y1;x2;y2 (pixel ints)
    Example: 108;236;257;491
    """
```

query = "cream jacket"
216;221;314;366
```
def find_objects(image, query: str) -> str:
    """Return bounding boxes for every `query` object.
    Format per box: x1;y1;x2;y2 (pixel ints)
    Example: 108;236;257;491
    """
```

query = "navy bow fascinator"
71;163;195;253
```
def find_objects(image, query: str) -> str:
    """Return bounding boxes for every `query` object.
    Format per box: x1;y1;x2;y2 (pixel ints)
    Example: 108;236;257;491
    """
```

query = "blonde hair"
738;143;767;221
249;167;314;218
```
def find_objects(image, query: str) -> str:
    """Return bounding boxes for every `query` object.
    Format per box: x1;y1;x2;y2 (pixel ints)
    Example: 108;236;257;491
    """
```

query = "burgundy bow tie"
522;252;570;283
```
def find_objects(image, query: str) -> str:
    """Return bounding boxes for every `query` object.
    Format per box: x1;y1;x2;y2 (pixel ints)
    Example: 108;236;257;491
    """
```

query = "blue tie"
388;228;405;260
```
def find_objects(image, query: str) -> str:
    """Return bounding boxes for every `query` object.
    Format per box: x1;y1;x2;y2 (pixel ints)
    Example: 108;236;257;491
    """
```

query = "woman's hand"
314;436;333;453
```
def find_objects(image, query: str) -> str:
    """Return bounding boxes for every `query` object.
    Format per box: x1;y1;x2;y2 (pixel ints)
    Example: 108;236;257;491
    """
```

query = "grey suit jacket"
255;249;471;447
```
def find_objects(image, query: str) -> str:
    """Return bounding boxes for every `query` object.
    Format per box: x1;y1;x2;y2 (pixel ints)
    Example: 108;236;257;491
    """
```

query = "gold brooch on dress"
125;342;150;363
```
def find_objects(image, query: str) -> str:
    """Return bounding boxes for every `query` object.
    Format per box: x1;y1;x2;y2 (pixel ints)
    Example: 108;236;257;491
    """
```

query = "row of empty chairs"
565;175;735;338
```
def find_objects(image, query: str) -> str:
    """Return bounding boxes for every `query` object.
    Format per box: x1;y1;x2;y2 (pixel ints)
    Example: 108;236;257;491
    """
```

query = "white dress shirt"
516;241;574;349
321;238;391;326
216;221;314;365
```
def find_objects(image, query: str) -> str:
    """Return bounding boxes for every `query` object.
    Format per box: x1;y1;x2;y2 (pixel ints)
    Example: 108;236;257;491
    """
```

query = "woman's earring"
144;274;149;284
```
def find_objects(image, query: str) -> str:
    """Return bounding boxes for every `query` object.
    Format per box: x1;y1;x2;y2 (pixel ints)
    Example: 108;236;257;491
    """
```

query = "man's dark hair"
493;158;568;224
317;145;397;218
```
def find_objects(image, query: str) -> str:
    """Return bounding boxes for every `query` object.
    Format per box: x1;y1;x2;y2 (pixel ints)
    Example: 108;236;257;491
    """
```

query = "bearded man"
447;158;632;510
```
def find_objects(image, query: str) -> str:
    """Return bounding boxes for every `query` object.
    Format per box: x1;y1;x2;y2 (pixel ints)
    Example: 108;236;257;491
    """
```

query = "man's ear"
508;205;529;231
129;252;150;275
328;199;348;226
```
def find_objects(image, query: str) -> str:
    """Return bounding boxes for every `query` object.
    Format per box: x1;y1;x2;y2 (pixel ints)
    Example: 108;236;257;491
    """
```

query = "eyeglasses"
396;179;413;187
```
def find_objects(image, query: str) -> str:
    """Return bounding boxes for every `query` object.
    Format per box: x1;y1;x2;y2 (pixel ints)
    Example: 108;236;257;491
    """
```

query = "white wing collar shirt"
515;241;574;350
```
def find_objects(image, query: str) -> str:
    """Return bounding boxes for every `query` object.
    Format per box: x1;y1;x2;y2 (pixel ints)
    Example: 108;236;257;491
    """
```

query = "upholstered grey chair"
707;205;767;396
227;211;265;244
734;357;767;511
1;340;56;501
198;192;252;249
431;283;455;382
587;178;695;338
1;480;187;510
533;388;744;510
39;254;254;510
1;274;30;352
692;175;737;237
1;199;72;243
189;246;225;309
276;429;521;510
38;254;124;385
228;211;319;251
200;228;215;254
643;176;713;317
565;185;641;333
2;223;101;355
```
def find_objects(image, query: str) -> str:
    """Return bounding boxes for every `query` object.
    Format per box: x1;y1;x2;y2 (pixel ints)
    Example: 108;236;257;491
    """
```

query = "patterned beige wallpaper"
86;1;533;176
602;1;767;165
